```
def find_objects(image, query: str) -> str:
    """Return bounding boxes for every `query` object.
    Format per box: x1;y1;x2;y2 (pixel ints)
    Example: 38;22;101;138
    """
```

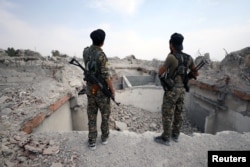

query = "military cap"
170;33;184;51
90;29;106;45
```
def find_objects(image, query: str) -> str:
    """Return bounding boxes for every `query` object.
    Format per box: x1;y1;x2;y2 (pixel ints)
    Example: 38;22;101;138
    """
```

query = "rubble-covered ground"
0;48;250;166
110;104;199;134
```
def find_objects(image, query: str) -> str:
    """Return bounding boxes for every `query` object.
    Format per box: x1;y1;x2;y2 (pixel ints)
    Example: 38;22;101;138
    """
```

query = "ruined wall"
0;57;64;90
126;75;155;86
0;52;84;134
34;101;73;132
184;47;250;134
70;96;102;131
185;81;250;134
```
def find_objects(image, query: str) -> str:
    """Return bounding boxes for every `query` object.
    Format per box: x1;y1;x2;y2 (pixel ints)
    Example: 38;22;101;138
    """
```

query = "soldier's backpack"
84;48;98;74
174;52;190;91
82;47;103;85
163;52;190;91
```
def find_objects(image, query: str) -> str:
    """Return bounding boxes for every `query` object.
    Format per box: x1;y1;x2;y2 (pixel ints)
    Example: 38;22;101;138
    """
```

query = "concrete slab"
116;87;163;112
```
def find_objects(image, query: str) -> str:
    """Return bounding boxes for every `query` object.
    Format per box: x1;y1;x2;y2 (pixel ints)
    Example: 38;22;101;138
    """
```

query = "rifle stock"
69;58;120;106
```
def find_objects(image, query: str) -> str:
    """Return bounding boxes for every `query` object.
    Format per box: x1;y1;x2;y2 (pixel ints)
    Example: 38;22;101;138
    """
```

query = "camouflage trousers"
87;91;110;143
161;87;185;140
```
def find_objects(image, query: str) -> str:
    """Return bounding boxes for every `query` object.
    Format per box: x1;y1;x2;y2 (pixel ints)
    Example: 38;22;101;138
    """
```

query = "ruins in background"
0;47;249;166
0;47;249;134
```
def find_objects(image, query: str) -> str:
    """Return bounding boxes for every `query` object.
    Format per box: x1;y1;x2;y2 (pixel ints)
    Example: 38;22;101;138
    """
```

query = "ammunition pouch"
160;75;190;92
160;75;175;91
165;78;175;91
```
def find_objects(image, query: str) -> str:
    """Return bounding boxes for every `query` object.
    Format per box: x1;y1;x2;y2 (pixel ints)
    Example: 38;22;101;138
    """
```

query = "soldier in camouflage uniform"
155;33;199;146
82;29;115;150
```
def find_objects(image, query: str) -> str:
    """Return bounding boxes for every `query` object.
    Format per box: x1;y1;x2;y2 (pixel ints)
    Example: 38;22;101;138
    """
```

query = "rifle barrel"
195;62;205;70
194;58;208;71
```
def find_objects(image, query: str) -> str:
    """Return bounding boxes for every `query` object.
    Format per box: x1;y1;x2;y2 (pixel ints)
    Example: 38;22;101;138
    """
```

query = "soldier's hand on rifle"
188;57;208;80
109;83;115;98
110;87;115;98
188;65;199;80
106;78;115;97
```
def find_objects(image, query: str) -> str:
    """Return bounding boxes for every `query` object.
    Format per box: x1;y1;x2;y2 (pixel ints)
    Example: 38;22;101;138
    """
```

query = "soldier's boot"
88;139;96;151
154;136;170;146
172;134;179;142
101;138;108;145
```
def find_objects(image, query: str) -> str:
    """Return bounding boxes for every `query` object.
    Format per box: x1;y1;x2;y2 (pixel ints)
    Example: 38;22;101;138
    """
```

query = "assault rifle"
69;58;120;106
187;58;208;80
160;57;208;92
184;57;209;92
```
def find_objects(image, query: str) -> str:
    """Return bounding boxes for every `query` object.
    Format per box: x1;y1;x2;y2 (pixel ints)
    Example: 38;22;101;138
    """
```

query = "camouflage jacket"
82;45;110;95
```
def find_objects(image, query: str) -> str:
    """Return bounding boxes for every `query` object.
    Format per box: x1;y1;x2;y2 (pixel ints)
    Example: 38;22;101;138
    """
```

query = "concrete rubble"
0;48;250;166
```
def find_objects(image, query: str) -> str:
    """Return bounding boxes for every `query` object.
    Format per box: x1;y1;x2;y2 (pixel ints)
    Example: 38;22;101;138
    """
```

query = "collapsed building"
0;47;249;166
110;50;250;134
187;48;250;133
0;47;250;134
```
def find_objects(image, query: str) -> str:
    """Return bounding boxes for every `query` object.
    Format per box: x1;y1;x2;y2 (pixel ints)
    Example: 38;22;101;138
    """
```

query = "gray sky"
0;0;249;61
